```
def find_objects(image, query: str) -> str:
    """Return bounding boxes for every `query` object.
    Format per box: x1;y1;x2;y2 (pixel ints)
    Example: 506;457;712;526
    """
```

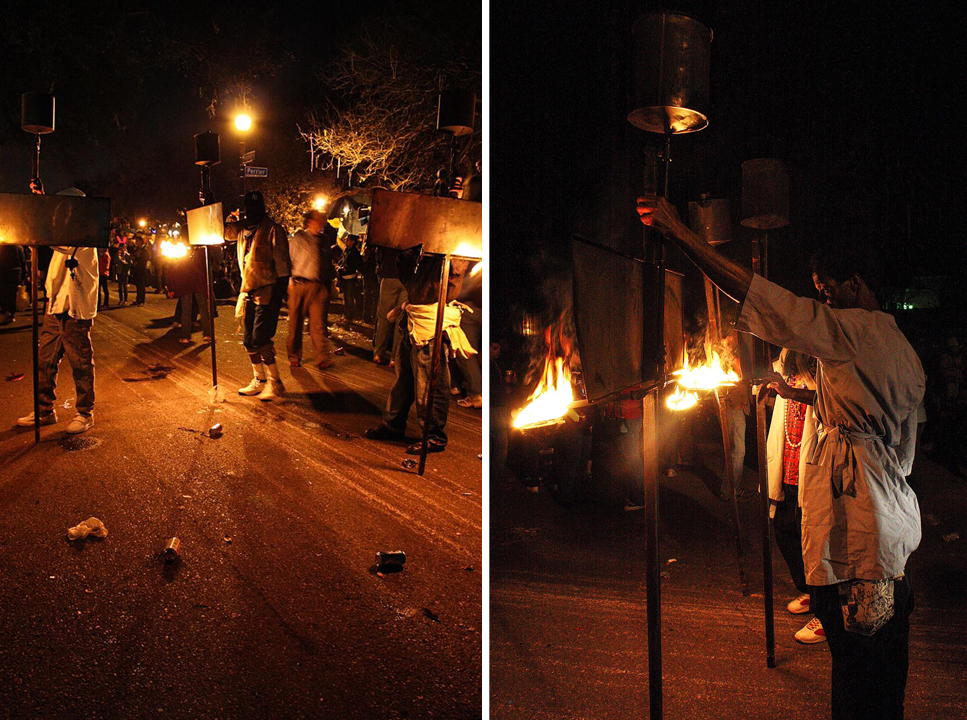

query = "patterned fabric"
782;373;808;485
838;578;895;636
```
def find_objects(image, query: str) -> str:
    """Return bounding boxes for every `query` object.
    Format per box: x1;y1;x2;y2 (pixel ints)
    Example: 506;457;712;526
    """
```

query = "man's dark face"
812;271;858;309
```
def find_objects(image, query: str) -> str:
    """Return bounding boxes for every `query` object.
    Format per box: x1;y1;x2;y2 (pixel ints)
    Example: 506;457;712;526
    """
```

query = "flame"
672;350;739;391
452;241;482;259
666;386;699;411
513;357;574;429
161;240;188;258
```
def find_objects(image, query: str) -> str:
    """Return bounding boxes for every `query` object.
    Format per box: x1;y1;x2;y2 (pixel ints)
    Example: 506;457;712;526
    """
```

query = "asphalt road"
0;293;482;720
491;429;967;719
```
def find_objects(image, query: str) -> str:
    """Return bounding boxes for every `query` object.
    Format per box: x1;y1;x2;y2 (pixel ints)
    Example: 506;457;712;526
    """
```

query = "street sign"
241;150;256;165
244;166;268;178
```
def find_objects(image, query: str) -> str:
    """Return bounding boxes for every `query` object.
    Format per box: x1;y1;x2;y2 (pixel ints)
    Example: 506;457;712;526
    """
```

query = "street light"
138;218;147;228
313;195;327;210
234;112;253;214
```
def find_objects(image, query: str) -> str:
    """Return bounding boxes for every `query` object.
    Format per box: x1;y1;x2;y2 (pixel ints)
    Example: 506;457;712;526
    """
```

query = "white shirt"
45;246;99;320
737;274;924;585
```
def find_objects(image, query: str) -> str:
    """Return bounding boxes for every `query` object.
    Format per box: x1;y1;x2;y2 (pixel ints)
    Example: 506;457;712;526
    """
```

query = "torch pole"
417;254;451;476
31;133;42;444
204;246;218;391
642;390;662;720
31;247;40;444
751;229;776;667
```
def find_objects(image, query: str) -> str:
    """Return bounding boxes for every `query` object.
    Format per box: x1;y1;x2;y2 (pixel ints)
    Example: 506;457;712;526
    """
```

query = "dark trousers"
374;278;407;361
383;321;449;445
38;312;95;416
179;292;211;340
286;279;331;364
340;277;362;323
363;277;379;323
98;276;110;307
134;267;147;304
0;268;21;315
243;277;287;365
117;267;129;303
812;576;914;720
773;488;808;594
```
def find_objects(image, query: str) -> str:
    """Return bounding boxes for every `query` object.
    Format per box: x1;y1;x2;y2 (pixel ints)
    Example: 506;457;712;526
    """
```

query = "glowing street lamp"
138;218;147;228
313;195;328;210
234;113;252;132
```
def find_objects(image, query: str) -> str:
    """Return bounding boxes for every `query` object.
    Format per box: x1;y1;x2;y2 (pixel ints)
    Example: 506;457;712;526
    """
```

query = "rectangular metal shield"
0;192;111;247
186;203;225;246
368;189;482;258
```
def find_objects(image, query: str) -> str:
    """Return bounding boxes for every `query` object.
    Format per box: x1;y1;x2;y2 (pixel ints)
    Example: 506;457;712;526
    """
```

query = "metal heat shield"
368;189;482;259
186;202;225;245
0;192;110;247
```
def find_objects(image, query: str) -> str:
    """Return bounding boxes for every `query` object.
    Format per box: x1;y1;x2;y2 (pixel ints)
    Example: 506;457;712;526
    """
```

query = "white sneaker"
257;379;284;402
238;378;266;396
787;593;811;615
17;410;57;427
794;616;825;644
66;414;94;434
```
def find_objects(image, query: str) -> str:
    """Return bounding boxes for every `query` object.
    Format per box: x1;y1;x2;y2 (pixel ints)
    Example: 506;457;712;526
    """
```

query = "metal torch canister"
376;550;406;569
163;537;182;563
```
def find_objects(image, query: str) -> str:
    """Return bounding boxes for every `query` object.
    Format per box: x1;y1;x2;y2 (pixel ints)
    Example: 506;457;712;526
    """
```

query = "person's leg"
455;307;482;401
253;278;288;399
238;297;267;394
36;313;66;416
773;491;808;594
381;324;415;433
196;291;211;339
99;276;109;307
136;269;146;304
307;282;330;363
413;341;450;447
812;578;913;720
374;279;396;361
179;294;193;339
322;280;332;336
62;317;95;417
286;281;307;364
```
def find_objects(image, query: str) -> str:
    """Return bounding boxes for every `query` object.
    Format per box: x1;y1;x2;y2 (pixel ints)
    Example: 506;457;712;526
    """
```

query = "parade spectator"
16;183;98;434
286;209;333;369
0;244;24;326
97;247;111;308
760;348;824;644
116;240;131;306
337;234;363;326
361;239;380;325
224;191;291;401
132;237;149;305
373;247;407;365
167;248;211;345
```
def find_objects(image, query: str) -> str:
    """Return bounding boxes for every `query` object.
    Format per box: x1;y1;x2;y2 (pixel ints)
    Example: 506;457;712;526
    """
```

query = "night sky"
0;0;480;222
491;1;967;336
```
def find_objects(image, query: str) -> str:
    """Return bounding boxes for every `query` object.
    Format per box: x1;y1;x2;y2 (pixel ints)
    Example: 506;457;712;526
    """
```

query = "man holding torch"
640;196;924;720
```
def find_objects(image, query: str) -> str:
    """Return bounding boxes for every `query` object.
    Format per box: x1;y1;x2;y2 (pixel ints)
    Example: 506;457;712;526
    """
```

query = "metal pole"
31;133;41;444
204;246;217;390
642;391;662;720
751;229;776;667
757;395;776;667
31;249;40;444
417;255;451;476
239;140;246;212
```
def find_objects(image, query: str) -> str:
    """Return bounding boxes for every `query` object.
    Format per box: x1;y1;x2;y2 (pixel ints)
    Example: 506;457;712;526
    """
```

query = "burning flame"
672;350;739;391
513;357;574;429
160;240;188;258
666;386;699;411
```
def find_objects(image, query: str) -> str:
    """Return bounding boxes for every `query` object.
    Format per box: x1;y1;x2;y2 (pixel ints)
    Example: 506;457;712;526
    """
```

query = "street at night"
490;437;967;719
0;296;482;719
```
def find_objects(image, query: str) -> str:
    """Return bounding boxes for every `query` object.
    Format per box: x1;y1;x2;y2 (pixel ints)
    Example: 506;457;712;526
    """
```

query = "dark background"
491;1;967;341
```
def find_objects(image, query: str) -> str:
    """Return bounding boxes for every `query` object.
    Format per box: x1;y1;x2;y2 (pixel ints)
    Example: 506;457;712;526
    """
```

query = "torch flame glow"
161;240;188;258
672;350;739;391
666;386;699;411
512;357;574;429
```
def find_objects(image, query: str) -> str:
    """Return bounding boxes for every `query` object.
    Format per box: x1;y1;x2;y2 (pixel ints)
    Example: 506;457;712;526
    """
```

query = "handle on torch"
31;133;41;443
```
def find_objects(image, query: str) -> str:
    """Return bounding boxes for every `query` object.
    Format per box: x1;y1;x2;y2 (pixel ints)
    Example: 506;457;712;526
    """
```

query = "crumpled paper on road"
67;517;109;541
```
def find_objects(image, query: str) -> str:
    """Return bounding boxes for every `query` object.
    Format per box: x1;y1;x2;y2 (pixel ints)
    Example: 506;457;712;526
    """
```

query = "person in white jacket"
762;348;822;643
16;184;99;434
